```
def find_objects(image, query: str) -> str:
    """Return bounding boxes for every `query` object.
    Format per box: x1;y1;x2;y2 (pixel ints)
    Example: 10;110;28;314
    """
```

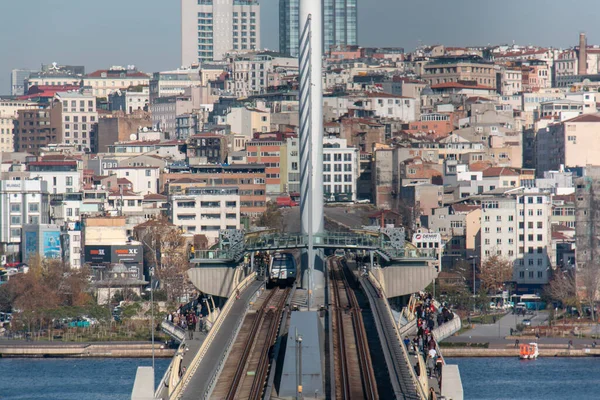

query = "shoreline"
442;347;600;357
0;341;176;358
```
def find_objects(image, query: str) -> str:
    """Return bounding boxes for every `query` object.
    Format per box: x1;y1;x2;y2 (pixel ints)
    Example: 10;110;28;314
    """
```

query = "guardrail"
168;271;258;400
432;313;461;343
155;341;187;399
363;272;426;400
161;320;186;343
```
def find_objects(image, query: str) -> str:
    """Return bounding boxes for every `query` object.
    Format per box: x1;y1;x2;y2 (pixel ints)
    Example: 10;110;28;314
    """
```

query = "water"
0;358;170;399
447;357;600;400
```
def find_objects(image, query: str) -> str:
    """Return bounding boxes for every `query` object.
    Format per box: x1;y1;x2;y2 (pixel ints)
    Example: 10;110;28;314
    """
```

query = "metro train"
268;252;297;287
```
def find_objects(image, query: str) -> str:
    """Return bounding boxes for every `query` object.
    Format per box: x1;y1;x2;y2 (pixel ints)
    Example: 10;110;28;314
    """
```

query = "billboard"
85;245;112;263
42;231;61;259
24;231;38;262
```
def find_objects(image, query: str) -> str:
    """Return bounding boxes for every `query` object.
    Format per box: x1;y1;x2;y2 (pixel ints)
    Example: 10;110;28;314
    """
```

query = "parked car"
522;318;532;326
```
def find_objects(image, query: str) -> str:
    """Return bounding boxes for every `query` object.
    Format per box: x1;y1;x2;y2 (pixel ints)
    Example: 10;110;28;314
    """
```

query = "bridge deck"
180;280;263;400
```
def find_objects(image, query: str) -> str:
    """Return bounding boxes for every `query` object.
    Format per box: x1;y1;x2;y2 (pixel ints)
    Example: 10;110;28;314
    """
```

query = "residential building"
225;106;271;137
227;52;298;97
28;160;81;194
0;116;15;152
151;95;194;135
163;164;267;216
575;166;600;297
246;138;288;194
181;0;261;65
480;190;553;291
96;113;152;153
535;113;600;176
53;91;98;151
82;67;150;97
13;105;62;155
109;86;149;114
149;67;201;104
187;133;229;164
323;137;359;202
104;166;160;195
0;179;49;257
422;56;496;87
170;186;241;244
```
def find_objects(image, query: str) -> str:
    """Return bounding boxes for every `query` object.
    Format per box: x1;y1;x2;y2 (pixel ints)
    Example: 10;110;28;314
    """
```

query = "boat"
519;342;539;359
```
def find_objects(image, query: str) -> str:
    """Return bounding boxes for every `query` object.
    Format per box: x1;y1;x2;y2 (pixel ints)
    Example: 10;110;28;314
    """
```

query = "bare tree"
545;272;578;311
136;217;190;302
579;266;600;322
479;254;513;294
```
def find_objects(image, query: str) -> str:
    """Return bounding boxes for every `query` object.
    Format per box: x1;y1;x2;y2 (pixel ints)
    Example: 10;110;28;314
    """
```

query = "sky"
2;0;600;93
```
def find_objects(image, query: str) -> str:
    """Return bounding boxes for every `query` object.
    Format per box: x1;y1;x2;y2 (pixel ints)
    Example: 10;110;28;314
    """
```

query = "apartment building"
0;116;15;152
170;186;241;244
82;67;150;97
227;51;298;97
480;190;553;290
246;138;288;194
163;164;267;216
423;56;496;87
181;0;261;65
28;160;81;194
149;67;201;104
53;91;98;151
323;137;359;202
109;86;149;114
104;166;160;195
13;105;62;154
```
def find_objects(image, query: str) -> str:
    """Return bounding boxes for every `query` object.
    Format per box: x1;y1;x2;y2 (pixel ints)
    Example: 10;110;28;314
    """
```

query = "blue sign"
24;231;38;262
43;231;61;260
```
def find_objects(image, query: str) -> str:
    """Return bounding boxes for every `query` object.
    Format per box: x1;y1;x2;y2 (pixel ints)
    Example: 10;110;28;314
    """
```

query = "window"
10;203;20;213
519;222;524;229
528;209;534;216
66;176;73;186
496;216;501;222
10;216;21;224
496;238;502;245
537;247;543;254
519;271;525;278
537;271;543;278
10;228;20;238
484;216;490;222
145;169;151;177
537;234;543;241
67;208;73;217
519;234;524;241
485;239;490;245
529;271;534;278
344;154;351;162
484;227;490;233
508;215;514;222
29;203;39;212
128;200;135;207
528;222;533;229
496;227;502;233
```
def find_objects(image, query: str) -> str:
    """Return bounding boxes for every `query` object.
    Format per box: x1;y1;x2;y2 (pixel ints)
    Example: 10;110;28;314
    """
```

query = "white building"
499;68;523;96
324;93;417;121
82;66;150;97
323;137;359;202
181;0;261;65
28;160;81;194
104;166;160;195
170;186;241;244
0;99;40;118
149;67;201;104
0;179;49;256
109;86;149;114
480;190;553;288
227;52;298;97
0;116;15;152
54;91;98;151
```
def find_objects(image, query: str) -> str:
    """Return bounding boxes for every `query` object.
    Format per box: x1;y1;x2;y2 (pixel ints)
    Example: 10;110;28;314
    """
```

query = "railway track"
211;286;291;400
329;257;379;400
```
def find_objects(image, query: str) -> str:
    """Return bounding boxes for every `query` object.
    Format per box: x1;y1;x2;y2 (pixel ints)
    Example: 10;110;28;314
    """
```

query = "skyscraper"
10;69;37;96
279;0;357;57
181;0;261;66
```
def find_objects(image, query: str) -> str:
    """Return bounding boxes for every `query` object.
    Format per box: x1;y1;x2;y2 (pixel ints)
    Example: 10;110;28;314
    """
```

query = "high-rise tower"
280;0;357;57
181;0;261;66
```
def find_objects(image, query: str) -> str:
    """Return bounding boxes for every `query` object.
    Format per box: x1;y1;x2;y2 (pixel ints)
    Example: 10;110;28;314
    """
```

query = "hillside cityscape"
2;1;600;399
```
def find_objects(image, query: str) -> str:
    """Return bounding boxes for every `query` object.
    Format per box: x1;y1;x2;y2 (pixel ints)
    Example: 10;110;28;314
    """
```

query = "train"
268;252;297;287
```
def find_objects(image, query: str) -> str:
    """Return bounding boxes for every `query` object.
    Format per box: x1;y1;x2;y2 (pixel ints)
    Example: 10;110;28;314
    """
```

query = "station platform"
179;280;263;400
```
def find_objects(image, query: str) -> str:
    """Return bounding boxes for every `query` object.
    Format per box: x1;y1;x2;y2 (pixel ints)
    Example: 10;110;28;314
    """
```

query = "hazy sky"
2;0;600;93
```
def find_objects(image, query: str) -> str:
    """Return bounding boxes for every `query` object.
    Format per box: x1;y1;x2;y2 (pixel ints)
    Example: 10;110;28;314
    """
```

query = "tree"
136;217;190;302
255;202;284;231
479;254;513;294
579;266;600;322
545;272;579;311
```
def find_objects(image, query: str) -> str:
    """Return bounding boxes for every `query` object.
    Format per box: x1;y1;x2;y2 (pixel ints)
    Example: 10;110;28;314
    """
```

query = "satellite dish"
129;133;137;141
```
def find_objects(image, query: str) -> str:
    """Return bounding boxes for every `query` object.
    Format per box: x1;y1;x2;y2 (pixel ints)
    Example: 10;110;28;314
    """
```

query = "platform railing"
168;271;258;400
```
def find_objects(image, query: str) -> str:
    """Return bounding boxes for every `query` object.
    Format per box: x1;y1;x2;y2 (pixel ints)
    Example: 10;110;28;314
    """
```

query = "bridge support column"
370;250;374;271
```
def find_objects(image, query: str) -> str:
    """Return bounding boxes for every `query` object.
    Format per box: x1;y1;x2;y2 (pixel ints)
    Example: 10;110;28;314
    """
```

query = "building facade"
181;0;261;65
170;186;241;244
323;137;359;202
54;91;98;151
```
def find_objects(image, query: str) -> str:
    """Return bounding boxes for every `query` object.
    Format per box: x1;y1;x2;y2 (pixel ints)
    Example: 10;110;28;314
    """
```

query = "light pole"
150;266;155;373
469;255;478;314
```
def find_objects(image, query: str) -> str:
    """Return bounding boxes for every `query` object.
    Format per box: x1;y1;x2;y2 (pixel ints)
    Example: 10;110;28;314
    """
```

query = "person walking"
429;387;437;400
426;355;435;378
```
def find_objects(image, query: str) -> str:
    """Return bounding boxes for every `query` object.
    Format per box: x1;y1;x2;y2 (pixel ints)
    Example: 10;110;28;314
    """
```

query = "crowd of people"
403;291;454;399
165;295;212;340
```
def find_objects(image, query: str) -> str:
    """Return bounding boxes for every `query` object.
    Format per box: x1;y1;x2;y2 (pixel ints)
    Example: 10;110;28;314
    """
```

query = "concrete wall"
187;266;244;297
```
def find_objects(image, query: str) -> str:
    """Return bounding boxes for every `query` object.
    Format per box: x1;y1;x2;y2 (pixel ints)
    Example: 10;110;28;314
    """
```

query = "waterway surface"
447;357;600;400
0;358;170;399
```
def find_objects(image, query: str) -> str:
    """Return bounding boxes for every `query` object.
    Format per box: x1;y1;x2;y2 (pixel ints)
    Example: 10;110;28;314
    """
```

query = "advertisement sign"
43;231;61;259
84;245;112;263
112;246;142;263
24;231;38;262
412;233;441;242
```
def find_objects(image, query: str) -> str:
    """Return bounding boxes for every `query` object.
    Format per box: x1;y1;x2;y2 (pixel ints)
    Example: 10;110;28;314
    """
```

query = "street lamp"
468;256;478;314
